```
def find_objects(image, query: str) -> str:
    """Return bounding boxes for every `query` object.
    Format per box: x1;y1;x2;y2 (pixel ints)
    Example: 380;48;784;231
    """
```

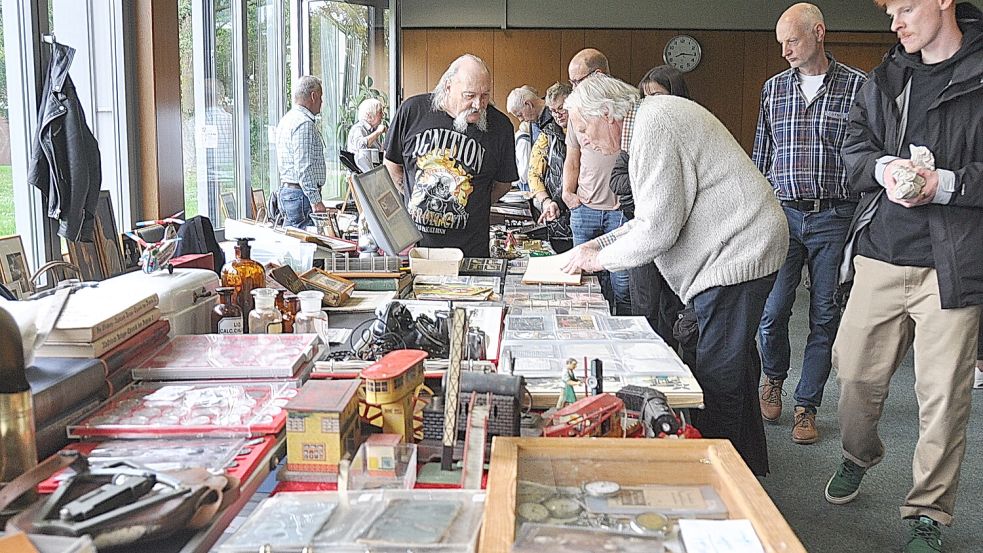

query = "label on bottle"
218;316;243;334
266;321;283;334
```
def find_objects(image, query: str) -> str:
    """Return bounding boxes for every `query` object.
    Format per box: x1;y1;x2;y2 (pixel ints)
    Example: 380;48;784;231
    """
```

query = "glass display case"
480;437;805;553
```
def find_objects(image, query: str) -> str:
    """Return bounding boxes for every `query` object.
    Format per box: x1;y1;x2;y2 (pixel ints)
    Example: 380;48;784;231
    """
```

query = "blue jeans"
279;186;313;229
758;203;855;412
570;204;631;315
692;272;777;476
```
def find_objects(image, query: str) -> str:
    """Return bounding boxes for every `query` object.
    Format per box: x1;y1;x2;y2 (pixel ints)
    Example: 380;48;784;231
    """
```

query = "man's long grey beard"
453;108;488;133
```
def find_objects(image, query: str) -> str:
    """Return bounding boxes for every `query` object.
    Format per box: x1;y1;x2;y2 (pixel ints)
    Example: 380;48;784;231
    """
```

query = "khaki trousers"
833;256;981;526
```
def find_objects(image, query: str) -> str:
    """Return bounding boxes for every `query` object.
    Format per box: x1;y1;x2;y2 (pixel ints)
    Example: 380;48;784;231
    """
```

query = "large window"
0;2;12;238
303;0;395;201
178;0;398;227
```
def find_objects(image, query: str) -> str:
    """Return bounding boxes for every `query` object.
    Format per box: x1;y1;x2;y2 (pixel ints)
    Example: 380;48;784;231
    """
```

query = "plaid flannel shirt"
752;55;867;201
275;106;326;204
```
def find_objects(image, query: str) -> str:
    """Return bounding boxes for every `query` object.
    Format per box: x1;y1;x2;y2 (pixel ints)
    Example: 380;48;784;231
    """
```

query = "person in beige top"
562;48;630;314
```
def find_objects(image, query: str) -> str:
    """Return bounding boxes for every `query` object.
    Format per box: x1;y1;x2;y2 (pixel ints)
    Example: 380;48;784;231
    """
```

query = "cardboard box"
408;247;463;276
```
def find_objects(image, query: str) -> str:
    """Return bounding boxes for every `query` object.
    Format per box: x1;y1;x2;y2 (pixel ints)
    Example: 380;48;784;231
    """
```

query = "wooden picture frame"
0;235;32;299
221;191;238;221
95;191;125;278
66;238;106;282
251;188;267;221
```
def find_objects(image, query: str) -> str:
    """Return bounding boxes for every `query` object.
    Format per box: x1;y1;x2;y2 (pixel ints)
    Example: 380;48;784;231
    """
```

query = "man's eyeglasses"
549;107;567;117
570;69;601;87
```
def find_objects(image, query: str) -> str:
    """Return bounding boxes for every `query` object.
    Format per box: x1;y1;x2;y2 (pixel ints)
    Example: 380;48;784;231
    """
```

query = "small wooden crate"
299;267;355;306
480;437;805;553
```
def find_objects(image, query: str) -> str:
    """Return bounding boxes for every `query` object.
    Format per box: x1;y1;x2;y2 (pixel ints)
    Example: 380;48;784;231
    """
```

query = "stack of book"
39;289;160;358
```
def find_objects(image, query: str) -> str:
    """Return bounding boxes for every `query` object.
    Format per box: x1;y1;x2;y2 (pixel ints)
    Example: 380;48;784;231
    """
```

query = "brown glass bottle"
211;287;244;334
280;293;299;333
220;237;265;331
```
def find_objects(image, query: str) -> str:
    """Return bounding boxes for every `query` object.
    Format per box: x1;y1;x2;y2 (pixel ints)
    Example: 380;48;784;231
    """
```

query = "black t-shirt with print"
384;93;518;257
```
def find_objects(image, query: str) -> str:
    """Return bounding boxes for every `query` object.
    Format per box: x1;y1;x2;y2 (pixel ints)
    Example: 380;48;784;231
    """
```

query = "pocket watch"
583;480;621;498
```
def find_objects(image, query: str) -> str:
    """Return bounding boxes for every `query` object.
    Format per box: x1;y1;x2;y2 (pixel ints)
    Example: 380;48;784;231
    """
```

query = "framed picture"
121;233;143;272
221;191;238;221
95;191;125;278
251;188;267;221
351;165;421;256
66;238;106;282
0;235;32;299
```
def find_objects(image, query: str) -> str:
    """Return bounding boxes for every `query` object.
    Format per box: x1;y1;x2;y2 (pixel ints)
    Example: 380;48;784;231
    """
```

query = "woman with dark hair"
638;64;691;99
610;65;693;365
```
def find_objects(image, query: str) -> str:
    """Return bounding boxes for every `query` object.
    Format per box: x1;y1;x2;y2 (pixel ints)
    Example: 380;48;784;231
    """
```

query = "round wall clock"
663;35;702;73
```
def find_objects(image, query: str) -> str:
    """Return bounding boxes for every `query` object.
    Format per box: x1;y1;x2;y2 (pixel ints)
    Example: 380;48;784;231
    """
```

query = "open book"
521;251;582;285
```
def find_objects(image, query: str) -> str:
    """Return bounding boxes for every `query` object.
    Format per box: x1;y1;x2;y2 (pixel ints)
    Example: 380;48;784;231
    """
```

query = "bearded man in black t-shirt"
383;54;518;257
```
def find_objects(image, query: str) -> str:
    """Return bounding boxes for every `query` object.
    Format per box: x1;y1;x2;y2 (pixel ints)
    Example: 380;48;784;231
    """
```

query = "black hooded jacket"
27;41;102;242
840;3;983;309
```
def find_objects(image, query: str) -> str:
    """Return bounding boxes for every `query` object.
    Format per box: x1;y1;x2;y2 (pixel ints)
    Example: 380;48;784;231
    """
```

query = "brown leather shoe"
792;406;819;444
759;377;785;422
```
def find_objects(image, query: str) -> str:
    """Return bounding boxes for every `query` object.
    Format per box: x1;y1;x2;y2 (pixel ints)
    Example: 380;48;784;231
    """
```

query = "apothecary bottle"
281;293;299;333
221;237;265;330
248;288;282;334
211;287;243;334
293;290;328;334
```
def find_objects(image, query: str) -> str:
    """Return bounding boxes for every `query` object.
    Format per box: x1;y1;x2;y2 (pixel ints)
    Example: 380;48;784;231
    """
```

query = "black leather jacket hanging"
27;41;102;242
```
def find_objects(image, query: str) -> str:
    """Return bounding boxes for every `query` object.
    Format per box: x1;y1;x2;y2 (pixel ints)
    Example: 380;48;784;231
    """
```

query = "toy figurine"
124;213;185;274
557;358;580;409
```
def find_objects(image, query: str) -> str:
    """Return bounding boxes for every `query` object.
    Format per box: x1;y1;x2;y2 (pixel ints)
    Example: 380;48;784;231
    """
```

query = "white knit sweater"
596;95;789;303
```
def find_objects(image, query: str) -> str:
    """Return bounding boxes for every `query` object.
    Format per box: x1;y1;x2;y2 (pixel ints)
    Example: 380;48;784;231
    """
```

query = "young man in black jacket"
825;2;983;551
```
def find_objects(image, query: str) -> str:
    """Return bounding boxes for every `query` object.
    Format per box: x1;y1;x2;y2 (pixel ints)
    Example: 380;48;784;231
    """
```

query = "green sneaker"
824;458;866;504
905;516;942;552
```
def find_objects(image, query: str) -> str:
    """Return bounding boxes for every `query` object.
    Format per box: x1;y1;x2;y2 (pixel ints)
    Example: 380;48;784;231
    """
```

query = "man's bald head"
776;3;828;74
568;48;610;86
779;2;825;32
432;54;492;132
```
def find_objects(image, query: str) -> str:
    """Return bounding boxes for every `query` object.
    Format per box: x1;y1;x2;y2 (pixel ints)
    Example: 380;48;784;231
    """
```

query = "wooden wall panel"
826;32;896;72
425;30;496;99
399;28;897;153
494;30;563;125
583;30;633;82
560;30;586;80
402;29;429;99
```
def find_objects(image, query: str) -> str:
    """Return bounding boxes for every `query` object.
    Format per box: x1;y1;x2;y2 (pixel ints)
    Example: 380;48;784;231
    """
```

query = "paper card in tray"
67;382;296;438
521;252;582;285
132;334;320;380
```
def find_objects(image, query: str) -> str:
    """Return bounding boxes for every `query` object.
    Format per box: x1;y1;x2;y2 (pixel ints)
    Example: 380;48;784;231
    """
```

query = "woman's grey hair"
545;82;573;105
430;54;490;111
293;75;322;102
357;98;384;122
506;87;538;113
564;73;639;121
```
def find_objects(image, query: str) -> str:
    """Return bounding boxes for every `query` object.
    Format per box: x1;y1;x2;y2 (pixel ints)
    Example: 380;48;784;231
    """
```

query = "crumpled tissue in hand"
892;145;936;200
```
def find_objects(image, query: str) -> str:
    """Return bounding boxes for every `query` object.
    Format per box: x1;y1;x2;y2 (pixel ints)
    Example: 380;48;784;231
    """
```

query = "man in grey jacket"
561;73;788;476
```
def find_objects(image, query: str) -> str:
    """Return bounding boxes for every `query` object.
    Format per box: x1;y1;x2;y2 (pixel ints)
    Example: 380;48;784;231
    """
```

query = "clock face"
663;35;702;73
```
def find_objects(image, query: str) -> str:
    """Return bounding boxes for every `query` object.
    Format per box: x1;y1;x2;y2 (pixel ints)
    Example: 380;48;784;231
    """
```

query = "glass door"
297;0;397;201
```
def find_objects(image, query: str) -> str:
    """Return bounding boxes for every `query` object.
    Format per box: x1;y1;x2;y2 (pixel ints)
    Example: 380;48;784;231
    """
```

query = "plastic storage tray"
218;489;485;553
67;381;295;438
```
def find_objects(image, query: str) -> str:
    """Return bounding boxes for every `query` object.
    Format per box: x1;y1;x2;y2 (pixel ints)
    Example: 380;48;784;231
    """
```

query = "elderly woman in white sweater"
562;73;789;476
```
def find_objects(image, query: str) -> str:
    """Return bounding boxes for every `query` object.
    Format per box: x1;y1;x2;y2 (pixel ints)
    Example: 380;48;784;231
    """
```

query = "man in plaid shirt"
752;3;867;445
275;75;327;228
